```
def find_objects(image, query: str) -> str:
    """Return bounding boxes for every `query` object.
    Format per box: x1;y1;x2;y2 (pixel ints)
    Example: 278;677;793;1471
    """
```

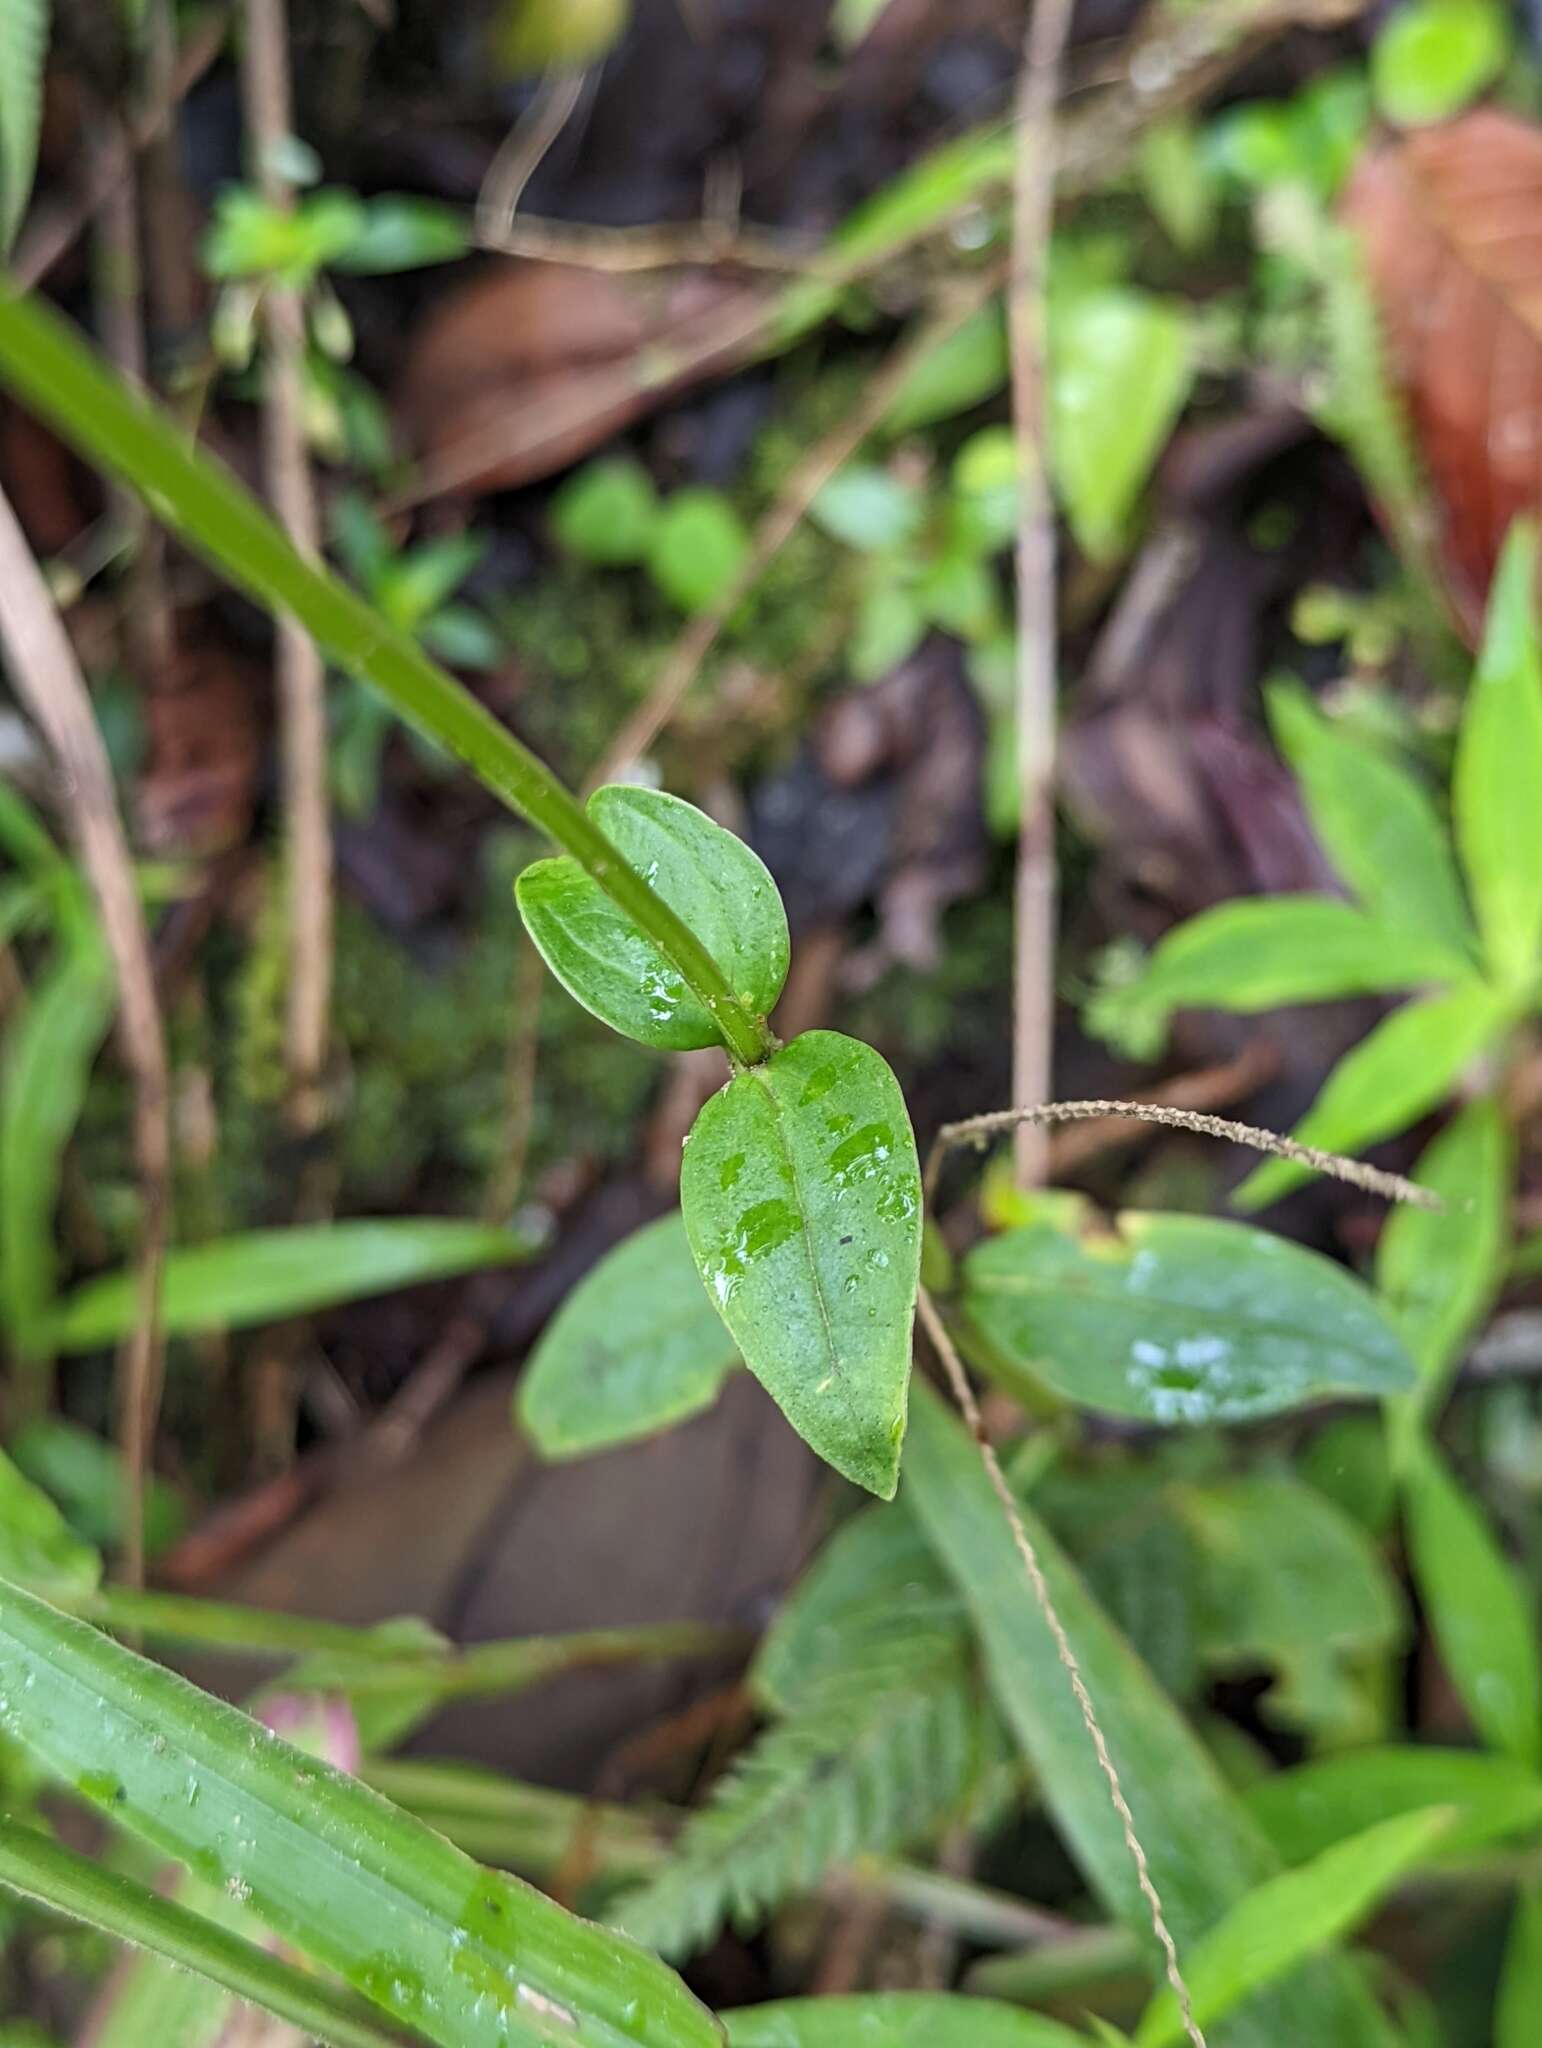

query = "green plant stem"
964;1922;1145;2003
0;284;774;1069
0;1818;409;2048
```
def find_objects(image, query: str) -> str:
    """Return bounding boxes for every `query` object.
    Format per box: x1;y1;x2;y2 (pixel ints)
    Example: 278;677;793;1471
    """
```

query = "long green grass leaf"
0;0;48;251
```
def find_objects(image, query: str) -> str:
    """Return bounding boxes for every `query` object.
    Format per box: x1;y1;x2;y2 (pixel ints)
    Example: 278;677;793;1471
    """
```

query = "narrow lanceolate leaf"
962;1210;1415;1426
680;1031;922;1497
0;1584;722;2048
1134;1807;1454;2047
0;0;48;251
723;1993;1089;2048
1105;895;1463;1050
517;788;789;1052
904;1384;1397;2048
1402;1436;1542;1767
1453;519;1542;990
48;1218;536;1351
0;1820;401;2048
0;937;113;1352
1233;981;1511;1208
1267;681;1474;960
1497;1882;1542;2048
0;1449;101;1603
1246;1747;1542;1866
519;1214;738;1458
1376;1099;1511;1410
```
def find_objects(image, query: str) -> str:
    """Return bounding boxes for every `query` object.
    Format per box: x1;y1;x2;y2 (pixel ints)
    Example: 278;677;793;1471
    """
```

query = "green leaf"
1453;519;1542;991
962;1209;1416;1425
518;1214;739;1457
646;489;749;613
1372;0;1511;129
723;1993;1088;2048
1233;982;1512;1209
0;0;48;253
1104;896;1465;1053
903;1384;1393;2045
49;1218;534;1352
849;577;926;680
0;1583;721;2048
950;425;1020;554
883;301;1008;434
1376;1100;1511;1407
1245;1747;1542;1866
0;1448;101;1602
1137;118;1215;255
1134;1807;1453;2046
1266;681;1473;962
332;196;469;272
0;1819;402;2048
551;459;661;566
811;466;924;551
680;1031;922;1497
1050;286;1193;561
0;936;114;1352
1402;1435;1542;1767
517;787;789;1052
1498;1882;1542;2048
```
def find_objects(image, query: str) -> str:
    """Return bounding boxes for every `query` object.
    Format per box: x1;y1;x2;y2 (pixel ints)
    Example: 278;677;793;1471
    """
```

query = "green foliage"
1212;67;1370;204
0;1447;101;1603
551;459;662;565
680;1031;922;1497
883;303;1009;434
647;489;750;614
0;1583;719;2048
1498;1883;1542;2048
1137;118;1216;255
1371;0;1511;128
205;188;466;287
518;787;789;1051
0;0;47;252
47;1218;536;1352
1134;1808;1453;2047
961;1200;1415;1425
1245;1748;1542;1866
518;1213;739;1456
8;1417;185;1558
723;1995;1088;2047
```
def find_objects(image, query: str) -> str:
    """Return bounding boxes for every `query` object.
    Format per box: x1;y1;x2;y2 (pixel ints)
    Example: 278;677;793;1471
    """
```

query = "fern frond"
0;0;50;254
613;1628;986;1959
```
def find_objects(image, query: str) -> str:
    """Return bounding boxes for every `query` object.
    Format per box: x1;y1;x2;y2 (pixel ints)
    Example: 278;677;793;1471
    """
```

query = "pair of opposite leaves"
517;788;923;1498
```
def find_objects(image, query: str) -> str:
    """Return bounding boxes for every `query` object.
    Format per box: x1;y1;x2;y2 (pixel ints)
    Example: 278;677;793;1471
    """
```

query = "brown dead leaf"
134;628;264;856
395;260;771;500
1345;110;1542;638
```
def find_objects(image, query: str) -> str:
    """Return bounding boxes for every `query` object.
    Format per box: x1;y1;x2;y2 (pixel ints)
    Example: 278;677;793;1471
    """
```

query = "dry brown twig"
241;0;333;1132
0;486;171;1594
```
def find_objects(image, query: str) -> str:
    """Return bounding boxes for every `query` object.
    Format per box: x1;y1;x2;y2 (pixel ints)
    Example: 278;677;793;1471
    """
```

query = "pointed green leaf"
48;1219;535;1352
0;0;48;252
1104;895;1462;1052
1135;1807;1453;2046
1402;1436;1542;1766
0;1449;101;1603
519;1214;739;1457
1233;982;1511;1208
1497;1881;1542;2048
680;1031;921;1497
1267;681;1473;960
1372;0;1511;129
1245;1747;1542;1866
723;1993;1088;2048
0;1583;722;2048
962;1210;1415;1425
1050;287;1193;561
903;1384;1394;2045
517;788;789;1052
1453;520;1542;991
1377;1100;1511;1409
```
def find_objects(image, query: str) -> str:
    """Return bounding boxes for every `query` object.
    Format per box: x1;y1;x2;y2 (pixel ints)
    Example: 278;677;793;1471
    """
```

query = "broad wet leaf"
679;1031;921;1498
517;787;789;1052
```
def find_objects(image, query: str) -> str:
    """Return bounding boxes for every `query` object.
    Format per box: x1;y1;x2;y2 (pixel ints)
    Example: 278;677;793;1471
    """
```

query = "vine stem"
916;1284;1206;2048
0;285;775;1070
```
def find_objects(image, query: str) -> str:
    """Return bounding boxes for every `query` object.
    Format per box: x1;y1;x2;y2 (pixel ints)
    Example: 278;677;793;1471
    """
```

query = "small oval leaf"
517;788;789;1051
963;1210;1416;1425
680;1031;921;1498
519;1214;739;1457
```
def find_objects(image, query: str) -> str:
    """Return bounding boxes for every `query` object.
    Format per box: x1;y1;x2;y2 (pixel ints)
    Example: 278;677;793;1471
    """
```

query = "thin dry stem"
916;1284;1206;2048
241;0;333;1130
1007;0;1076;1190
0;485;171;1594
924;1098;1441;1211
476;69;587;244
588;268;1004;791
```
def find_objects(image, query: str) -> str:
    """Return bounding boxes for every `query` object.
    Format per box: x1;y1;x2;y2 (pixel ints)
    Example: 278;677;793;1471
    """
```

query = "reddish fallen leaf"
134;628;264;856
395;260;770;500
1345;110;1542;639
